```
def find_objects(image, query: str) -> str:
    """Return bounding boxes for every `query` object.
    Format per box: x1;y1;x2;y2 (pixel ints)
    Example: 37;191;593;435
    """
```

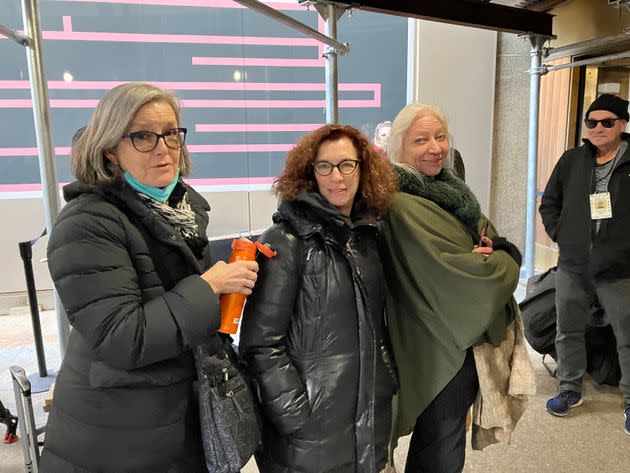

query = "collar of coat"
582;132;630;167
62;177;211;258
395;164;481;238
274;191;378;245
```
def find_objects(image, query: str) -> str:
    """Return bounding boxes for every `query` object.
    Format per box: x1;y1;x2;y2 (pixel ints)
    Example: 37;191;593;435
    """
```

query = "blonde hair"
71;83;190;186
388;103;451;164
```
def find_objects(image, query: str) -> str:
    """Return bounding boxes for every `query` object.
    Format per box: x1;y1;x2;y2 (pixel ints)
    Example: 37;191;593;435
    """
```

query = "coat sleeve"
239;225;311;436
539;153;566;242
47;204;220;370
382;194;520;350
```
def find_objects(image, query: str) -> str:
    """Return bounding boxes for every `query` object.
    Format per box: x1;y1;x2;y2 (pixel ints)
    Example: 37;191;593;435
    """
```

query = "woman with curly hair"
239;124;399;473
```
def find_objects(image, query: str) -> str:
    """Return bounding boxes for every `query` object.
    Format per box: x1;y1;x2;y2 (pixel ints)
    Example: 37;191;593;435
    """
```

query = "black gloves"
491;236;523;267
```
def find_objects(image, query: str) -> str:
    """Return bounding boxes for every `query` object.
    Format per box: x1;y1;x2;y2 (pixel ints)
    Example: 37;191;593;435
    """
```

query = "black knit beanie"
586;94;630;121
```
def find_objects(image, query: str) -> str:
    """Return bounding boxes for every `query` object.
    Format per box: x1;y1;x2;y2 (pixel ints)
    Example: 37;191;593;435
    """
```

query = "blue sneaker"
624;406;630;436
546;390;583;416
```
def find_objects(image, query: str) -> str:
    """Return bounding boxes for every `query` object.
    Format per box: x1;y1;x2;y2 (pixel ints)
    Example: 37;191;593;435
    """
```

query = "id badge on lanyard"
590;192;613;220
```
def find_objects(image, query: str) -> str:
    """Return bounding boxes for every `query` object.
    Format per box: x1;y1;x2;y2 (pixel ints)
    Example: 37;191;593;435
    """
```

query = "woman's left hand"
472;236;493;256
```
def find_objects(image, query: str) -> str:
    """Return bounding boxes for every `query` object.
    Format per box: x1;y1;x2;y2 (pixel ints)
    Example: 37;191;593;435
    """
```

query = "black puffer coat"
40;179;220;473
239;192;397;473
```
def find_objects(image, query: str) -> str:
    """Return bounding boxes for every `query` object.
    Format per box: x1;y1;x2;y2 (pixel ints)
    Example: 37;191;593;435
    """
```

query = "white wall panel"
410;20;497;214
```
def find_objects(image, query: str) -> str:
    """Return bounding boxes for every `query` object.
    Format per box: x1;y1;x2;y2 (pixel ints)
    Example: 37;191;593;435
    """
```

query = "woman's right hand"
201;260;259;295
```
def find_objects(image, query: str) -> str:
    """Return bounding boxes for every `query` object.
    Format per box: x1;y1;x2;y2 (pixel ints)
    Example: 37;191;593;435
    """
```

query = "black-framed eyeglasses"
312;159;360;176
122;127;187;152
584;118;621;129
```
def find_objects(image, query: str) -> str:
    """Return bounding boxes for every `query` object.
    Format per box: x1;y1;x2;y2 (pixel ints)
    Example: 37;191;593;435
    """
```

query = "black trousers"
404;349;479;473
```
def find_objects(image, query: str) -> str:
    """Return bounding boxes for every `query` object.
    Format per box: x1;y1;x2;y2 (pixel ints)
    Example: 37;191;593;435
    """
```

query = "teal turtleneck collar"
123;170;180;203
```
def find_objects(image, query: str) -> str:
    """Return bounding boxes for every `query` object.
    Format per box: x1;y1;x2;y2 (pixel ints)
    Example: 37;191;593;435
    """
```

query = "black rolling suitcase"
519;266;557;357
10;366;44;473
519;266;621;386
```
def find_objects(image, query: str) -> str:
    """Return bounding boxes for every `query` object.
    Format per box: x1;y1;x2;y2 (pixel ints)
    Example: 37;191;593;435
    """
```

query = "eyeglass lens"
313;160;359;176
129;129;186;152
584;118;619;129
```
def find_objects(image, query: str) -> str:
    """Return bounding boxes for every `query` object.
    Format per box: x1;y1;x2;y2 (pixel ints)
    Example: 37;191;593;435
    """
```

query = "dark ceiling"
347;0;555;36
485;0;568;11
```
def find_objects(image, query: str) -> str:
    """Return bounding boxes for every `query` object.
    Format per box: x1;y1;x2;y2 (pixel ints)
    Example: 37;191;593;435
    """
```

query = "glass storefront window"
0;1;407;195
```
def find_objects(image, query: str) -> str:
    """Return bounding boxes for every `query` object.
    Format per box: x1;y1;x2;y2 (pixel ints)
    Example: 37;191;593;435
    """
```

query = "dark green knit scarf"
395;164;481;237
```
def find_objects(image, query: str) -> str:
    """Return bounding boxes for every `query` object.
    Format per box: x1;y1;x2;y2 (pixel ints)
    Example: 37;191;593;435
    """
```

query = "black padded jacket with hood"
40;179;220;473
239;192;397;473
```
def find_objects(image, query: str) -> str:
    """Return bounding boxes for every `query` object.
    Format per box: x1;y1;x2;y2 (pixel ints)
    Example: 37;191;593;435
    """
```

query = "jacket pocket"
89;357;193;388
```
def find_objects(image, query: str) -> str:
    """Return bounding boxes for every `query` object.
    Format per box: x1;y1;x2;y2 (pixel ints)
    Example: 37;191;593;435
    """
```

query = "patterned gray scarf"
138;191;199;240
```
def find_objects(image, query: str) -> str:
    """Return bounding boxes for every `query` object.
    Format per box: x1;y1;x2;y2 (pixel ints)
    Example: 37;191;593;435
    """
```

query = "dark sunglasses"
584;118;621;129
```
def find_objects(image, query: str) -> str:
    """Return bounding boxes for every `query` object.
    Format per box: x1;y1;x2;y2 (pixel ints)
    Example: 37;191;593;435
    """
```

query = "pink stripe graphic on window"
0;184;65;192
58;0;304;10
0;80;379;93
0;100;101;108
185;177;276;186
196;124;322;132
0;97;380;108
0;147;72;157
192;57;324;68
62;16;73;32
36;30;317;46
0;145;291;157
0;177;276;193
187;144;293;153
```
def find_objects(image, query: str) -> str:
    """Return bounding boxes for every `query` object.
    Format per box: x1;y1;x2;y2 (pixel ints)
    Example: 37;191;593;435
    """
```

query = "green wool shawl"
381;166;519;442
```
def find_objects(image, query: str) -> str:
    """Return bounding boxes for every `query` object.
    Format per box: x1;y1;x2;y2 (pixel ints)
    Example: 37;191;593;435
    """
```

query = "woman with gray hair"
40;83;259;472
380;104;530;472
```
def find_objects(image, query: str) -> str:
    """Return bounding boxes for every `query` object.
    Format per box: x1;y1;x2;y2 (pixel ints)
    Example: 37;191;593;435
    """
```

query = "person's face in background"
586;109;627;152
400;113;449;176
376;125;391;148
314;136;361;217
105;101;181;187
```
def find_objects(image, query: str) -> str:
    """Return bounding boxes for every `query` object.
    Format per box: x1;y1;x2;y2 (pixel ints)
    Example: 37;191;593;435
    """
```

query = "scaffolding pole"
233;0;349;124
232;0;348;54
20;0;70;353
524;34;549;279
544;50;630;73
324;4;340;123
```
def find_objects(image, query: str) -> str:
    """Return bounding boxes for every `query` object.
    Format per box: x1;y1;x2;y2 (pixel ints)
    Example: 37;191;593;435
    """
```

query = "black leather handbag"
194;335;260;473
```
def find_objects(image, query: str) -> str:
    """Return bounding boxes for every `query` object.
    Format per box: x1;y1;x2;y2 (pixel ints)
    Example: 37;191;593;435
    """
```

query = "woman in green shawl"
381;104;523;473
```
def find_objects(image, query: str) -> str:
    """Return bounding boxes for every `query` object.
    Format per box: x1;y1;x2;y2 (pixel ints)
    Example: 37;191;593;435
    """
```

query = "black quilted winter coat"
239;192;397;473
40;179;220;473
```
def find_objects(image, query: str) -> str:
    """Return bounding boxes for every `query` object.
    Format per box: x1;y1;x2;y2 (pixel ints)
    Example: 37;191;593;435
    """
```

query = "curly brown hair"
274;124;398;214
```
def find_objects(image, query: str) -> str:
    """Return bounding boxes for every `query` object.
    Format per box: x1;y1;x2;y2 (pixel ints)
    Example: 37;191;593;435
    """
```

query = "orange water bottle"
218;237;277;334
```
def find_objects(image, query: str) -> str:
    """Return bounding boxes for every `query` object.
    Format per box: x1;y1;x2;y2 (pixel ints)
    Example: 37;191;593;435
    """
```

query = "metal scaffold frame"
0;0;70;355
523;33;554;279
233;0;350;123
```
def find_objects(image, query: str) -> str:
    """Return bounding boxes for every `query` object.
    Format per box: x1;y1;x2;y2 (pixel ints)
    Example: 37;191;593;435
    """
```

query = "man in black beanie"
540;93;630;437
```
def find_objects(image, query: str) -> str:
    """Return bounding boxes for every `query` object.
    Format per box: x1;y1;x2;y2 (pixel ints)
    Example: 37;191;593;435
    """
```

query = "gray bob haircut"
71;82;190;186
387;103;451;164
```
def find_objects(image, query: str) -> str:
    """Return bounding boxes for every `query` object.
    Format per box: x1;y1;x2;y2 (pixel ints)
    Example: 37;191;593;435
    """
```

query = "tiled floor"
0;311;60;473
1;283;629;472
